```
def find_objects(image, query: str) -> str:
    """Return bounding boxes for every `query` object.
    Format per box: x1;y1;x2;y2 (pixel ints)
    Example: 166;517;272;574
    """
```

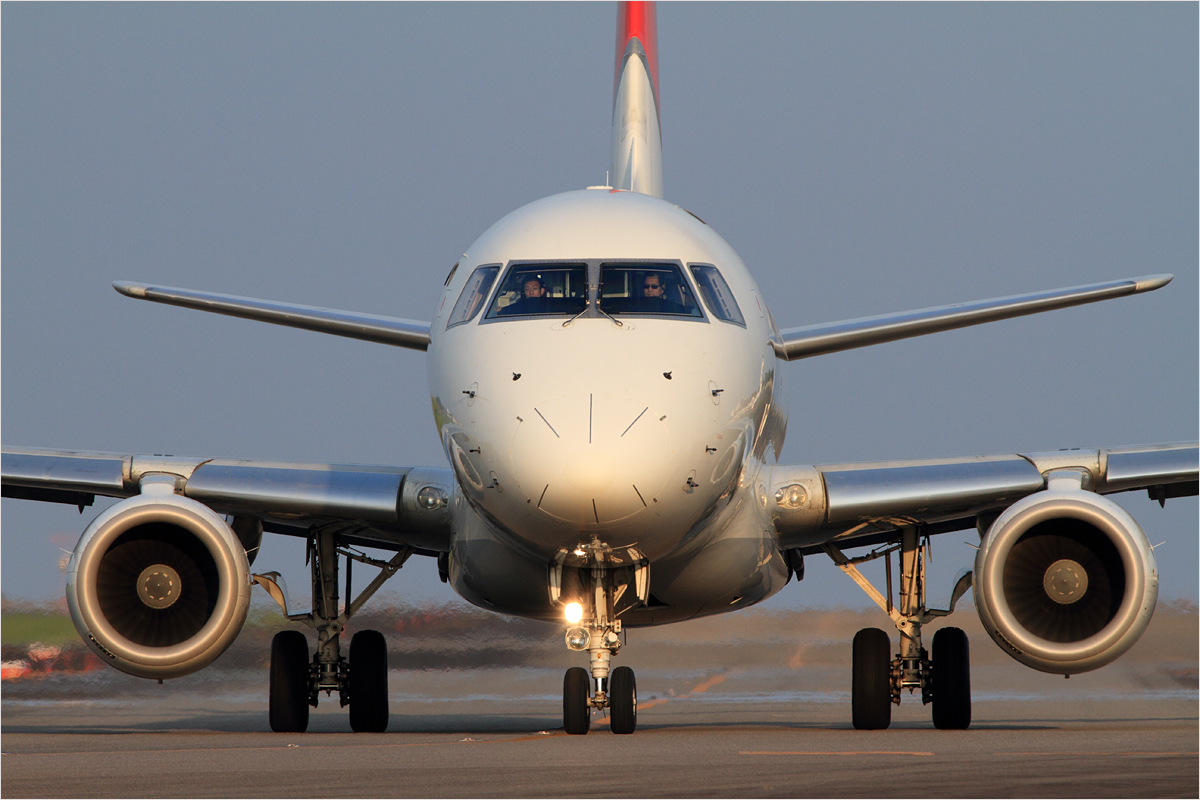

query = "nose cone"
511;393;671;525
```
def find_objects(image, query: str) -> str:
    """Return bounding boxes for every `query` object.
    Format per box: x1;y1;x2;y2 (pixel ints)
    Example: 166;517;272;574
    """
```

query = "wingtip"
1133;274;1173;292
112;281;147;298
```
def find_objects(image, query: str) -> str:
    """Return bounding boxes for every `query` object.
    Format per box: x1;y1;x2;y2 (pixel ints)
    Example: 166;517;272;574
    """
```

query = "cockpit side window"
446;265;500;328
689;264;745;326
484;264;588;319
598;263;703;318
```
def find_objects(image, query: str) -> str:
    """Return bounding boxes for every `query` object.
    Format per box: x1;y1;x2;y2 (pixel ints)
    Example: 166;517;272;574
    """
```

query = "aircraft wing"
773;274;1172;361
113;282;432;351
1;446;454;553
770;442;1198;553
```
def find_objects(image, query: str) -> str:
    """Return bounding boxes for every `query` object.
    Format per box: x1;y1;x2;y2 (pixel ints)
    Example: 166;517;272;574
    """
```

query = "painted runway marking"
6;732;571;758
638;672;728;710
740;750;935;756
1003;751;1198;756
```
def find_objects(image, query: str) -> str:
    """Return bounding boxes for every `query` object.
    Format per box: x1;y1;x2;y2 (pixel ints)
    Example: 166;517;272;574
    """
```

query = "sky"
3;3;1196;617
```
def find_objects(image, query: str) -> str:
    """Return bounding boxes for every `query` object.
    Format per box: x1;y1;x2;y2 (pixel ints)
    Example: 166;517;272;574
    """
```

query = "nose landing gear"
555;538;644;735
561;622;639;735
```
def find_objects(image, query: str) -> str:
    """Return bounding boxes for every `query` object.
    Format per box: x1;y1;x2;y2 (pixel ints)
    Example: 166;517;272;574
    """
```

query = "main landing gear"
555;538;646;735
254;527;412;733
825;525;974;730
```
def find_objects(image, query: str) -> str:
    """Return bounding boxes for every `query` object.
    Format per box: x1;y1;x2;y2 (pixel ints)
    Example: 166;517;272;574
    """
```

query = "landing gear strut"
556;538;645;735
255;527;412;733
825;526;974;730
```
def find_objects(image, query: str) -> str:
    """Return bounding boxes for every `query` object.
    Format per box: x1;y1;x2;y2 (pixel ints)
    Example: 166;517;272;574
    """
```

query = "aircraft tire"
349;630;390;732
563;666;591;735
852;627;892;730
269;630;311;733
931;627;971;730
609;666;637;734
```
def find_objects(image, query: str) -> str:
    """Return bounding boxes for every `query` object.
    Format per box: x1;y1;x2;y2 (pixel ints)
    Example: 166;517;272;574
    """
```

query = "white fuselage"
426;189;790;624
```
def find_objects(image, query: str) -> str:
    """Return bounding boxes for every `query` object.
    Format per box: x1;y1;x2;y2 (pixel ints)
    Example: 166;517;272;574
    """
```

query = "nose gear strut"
554;537;644;734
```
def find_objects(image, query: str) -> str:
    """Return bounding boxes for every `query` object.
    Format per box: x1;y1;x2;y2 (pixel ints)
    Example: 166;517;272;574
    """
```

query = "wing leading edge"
773;274;1172;361
113;282;432;351
1;446;453;553
769;442;1198;553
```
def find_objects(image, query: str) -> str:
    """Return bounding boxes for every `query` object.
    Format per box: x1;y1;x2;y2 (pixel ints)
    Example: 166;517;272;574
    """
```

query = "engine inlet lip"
68;494;249;676
976;492;1152;669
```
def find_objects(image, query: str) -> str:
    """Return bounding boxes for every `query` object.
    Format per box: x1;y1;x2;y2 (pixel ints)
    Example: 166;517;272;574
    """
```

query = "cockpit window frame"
482;262;591;321
446;264;501;329
474;259;713;326
597;262;705;320
688;263;746;328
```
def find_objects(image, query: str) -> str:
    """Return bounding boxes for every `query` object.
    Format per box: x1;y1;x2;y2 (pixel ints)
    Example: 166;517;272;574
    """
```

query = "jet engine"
66;484;252;679
974;484;1157;674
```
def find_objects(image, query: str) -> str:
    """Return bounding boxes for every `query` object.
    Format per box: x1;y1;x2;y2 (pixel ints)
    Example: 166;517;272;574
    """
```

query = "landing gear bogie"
257;527;412;733
561;664;638;735
827;526;975;731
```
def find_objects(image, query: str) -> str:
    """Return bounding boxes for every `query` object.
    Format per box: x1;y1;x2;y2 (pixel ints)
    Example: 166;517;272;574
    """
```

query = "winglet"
1133;274;1173;292
112;281;147;298
611;1;663;198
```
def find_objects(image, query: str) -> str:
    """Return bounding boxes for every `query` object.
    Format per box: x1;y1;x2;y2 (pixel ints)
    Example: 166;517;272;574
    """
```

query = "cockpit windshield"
598;263;703;317
446;265;499;328
689;264;745;326
484;264;588;318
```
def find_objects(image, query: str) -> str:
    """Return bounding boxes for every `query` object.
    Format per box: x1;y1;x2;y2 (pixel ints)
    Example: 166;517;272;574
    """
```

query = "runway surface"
4;605;1197;796
4;692;1196;798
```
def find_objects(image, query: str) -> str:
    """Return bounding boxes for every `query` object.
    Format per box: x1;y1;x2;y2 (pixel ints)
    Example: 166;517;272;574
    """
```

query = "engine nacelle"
974;486;1157;674
66;486;252;679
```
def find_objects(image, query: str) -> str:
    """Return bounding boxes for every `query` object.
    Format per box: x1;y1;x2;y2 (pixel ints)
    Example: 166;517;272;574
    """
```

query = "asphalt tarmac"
5;606;1196;796
3;693;1196;798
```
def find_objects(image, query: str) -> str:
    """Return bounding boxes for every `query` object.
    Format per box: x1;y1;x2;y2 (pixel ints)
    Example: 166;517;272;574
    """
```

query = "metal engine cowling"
66;484;252;679
974;484;1157;674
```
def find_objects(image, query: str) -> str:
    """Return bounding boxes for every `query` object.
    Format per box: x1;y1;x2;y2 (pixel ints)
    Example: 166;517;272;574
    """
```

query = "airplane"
2;1;1196;735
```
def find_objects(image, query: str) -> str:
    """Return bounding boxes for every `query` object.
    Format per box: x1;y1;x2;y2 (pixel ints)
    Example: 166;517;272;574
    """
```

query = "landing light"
564;601;584;624
417;486;448;510
565;626;591;651
775;484;809;510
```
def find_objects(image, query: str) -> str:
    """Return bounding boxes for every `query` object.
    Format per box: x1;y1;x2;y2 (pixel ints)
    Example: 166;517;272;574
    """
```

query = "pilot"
501;276;549;314
523;276;547;300
640;274;685;314
642;274;666;299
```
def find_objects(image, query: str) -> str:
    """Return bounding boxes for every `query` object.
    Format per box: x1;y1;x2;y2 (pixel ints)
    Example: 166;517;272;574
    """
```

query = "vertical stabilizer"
611;1;663;198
